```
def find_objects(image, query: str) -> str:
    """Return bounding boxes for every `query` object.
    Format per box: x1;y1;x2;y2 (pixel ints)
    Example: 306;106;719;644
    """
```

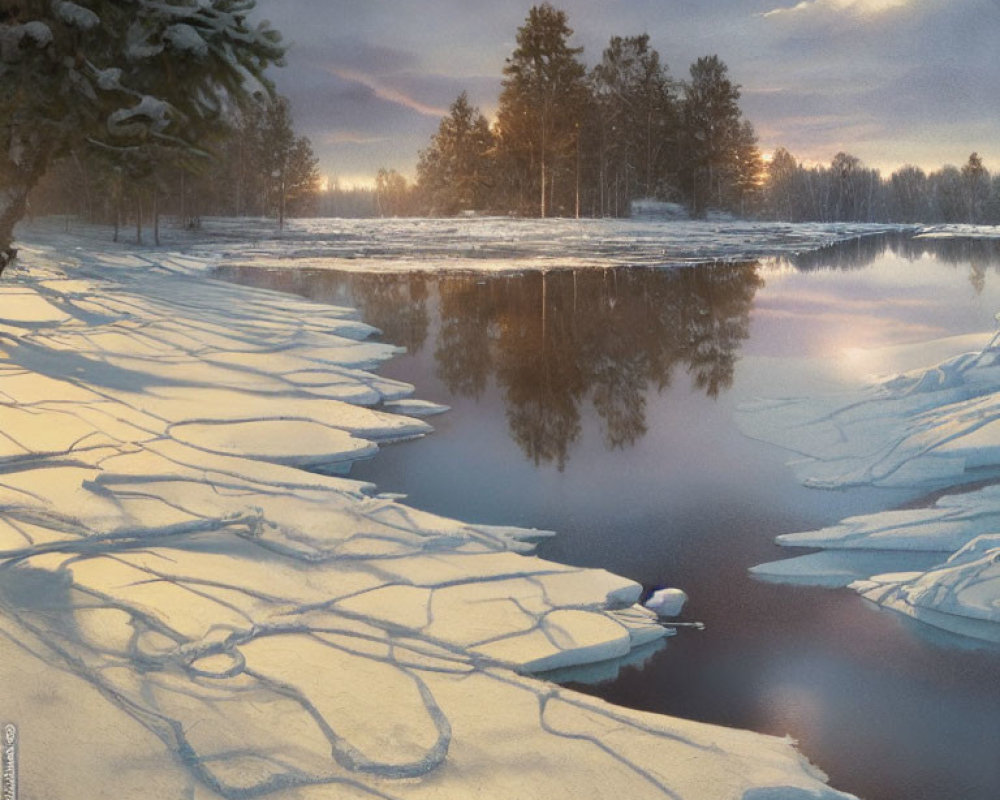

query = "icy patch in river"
20;214;914;274
203;217;913;273
0;232;855;799
742;327;1000;644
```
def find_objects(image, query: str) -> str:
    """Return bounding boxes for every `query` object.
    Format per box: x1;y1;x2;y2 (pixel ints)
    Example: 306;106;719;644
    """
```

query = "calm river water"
216;234;1000;800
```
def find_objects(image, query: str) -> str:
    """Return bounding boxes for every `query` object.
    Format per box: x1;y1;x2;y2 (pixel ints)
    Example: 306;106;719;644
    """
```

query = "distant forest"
27;2;1000;229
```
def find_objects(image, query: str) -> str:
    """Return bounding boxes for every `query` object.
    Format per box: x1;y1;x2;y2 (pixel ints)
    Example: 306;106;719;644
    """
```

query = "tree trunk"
153;186;160;246
0;125;52;260
113;171;122;243
180;170;187;228
71;150;94;222
539;110;547;218
278;172;286;231
136;190;143;245
0;182;32;261
540;158;547;219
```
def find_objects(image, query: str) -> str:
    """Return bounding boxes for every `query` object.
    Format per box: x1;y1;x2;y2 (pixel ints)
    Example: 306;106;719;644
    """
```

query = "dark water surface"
216;235;1000;800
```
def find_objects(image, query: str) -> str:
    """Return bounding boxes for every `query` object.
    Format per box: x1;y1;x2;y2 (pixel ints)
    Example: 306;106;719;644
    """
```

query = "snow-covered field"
0;220;861;799
26;214;916;273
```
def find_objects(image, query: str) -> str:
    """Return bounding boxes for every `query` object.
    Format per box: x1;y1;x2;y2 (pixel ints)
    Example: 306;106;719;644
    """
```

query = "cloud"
763;0;911;18
253;0;1000;181
319;39;419;74
318;132;392;146
326;68;449;118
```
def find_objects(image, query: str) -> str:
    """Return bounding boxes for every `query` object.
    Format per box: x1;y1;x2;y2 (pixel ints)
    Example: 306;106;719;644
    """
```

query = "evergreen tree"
375;168;413;216
253;96;319;227
680;55;743;214
495;4;589;217
765;147;799;221
416;92;495;215
24;94;320;230
731;120;763;216
0;0;284;260
888;165;930;223
591;34;678;215
961;152;989;224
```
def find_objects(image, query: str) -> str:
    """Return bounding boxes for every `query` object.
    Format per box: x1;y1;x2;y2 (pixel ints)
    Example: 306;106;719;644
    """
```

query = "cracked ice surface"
742;334;1000;642
20;214;912;275
0;235;854;799
193;217;910;273
740;339;1000;490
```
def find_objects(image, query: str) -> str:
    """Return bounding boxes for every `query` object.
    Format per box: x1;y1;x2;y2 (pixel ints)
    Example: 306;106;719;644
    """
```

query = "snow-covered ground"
0;222;858;799
742;329;1000;644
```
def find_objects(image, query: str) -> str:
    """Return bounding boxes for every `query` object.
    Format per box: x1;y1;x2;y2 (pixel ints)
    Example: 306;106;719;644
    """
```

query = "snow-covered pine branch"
0;0;285;255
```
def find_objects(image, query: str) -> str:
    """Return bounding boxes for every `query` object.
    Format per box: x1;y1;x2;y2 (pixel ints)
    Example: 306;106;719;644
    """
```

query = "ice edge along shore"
0;219;907;799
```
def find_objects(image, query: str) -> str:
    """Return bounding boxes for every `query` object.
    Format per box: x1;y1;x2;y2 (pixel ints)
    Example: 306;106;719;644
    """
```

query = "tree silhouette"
591;34;679;214
417;93;495;215
681;55;743;215
495;4;589;217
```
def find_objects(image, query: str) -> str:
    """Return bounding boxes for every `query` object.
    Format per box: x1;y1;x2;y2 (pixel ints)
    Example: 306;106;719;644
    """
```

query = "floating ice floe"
742;328;1000;643
644;587;689;617
740;336;1000;490
0;230;855;799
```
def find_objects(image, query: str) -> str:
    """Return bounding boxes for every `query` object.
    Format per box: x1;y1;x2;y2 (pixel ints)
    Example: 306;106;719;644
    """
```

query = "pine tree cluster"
408;4;762;219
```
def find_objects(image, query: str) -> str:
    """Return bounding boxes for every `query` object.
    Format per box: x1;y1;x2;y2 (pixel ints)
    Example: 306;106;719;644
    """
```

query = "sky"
251;0;999;187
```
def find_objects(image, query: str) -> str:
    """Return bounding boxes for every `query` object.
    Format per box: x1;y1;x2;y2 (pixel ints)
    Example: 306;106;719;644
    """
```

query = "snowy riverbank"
0;225;856;798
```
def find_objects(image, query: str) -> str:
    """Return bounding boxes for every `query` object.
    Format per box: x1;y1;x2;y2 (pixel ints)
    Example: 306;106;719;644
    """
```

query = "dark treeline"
25;1;999;229
393;3;762;219
28;94;322;241
389;3;1000;224
762;149;1000;224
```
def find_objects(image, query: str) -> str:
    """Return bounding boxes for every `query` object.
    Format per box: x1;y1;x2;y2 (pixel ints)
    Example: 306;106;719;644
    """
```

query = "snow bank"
743;329;1000;643
0;232;855;799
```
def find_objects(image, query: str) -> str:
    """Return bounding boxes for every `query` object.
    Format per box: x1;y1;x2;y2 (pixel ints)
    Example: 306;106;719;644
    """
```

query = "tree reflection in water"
783;233;1000;297
215;263;764;469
